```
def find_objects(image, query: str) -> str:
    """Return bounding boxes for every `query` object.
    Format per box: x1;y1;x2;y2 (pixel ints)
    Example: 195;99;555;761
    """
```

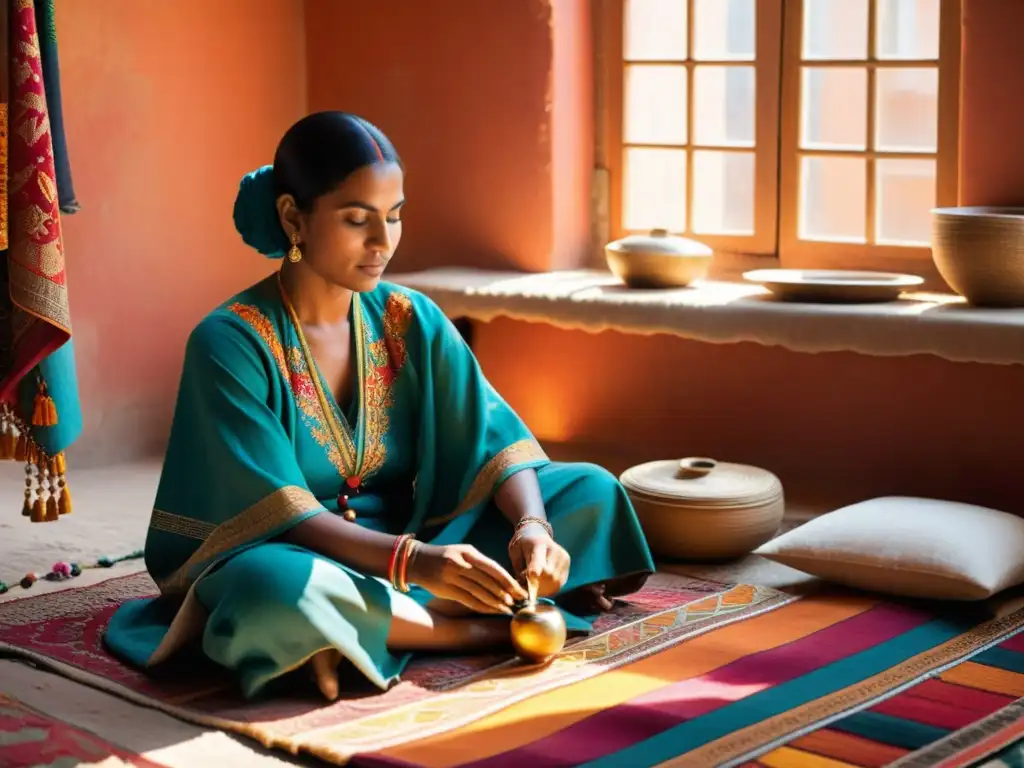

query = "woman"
104;112;654;701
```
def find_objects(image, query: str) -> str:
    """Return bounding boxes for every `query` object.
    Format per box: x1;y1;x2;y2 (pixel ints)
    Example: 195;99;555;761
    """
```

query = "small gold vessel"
510;601;567;664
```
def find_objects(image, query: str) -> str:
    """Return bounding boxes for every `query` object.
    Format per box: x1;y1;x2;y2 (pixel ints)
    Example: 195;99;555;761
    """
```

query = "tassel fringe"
32;379;58;427
30;496;44;523
58;485;72;515
2;402;72;523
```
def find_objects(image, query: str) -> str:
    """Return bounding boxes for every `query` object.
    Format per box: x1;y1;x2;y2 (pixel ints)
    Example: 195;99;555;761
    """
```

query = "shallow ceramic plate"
742;269;924;303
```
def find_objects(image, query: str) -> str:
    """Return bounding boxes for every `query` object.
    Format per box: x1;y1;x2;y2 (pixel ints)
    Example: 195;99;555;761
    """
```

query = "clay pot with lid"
605;229;713;288
619;457;785;561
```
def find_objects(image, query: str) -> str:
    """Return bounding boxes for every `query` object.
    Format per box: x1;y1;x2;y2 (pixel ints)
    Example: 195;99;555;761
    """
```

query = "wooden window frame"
777;0;961;277
597;0;961;280
598;0;783;258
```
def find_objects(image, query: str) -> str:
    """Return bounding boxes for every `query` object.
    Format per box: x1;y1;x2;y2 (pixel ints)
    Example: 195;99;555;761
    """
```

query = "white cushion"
754;496;1024;600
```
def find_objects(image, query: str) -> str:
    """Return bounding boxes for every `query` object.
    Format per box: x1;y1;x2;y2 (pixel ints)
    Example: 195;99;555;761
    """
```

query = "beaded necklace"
277;272;367;520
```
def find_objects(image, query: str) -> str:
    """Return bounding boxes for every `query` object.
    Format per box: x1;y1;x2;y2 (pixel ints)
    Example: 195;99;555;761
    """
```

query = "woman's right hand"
407;543;528;615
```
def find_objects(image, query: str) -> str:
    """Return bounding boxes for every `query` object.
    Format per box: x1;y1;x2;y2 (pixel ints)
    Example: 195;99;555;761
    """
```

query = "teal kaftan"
104;276;654;698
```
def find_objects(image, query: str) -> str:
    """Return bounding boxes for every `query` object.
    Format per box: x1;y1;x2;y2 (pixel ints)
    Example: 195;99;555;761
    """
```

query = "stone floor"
0;458;815;767
0;459;160;584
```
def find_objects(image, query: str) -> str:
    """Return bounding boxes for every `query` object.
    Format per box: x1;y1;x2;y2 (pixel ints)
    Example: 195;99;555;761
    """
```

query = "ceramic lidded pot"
619;457;784;561
605;229;713;288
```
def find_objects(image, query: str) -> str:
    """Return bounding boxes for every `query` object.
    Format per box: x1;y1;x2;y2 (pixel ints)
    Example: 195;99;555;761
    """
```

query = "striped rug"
355;592;1024;767
1;572;1023;766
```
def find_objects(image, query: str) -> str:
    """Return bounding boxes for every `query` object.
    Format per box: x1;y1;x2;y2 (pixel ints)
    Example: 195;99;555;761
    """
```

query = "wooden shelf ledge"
389;268;1024;366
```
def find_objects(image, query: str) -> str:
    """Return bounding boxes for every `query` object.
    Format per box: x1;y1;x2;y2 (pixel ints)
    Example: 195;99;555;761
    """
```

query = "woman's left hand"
508;523;570;598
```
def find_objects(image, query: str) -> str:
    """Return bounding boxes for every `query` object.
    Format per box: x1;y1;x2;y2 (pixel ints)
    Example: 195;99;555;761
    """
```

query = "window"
599;0;960;273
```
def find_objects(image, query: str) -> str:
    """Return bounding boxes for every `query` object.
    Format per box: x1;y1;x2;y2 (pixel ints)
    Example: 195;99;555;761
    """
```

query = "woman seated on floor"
103;111;655;701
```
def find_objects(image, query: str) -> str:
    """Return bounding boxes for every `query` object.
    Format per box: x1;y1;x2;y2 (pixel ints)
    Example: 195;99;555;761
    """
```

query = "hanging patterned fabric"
33;0;77;214
1;0;82;523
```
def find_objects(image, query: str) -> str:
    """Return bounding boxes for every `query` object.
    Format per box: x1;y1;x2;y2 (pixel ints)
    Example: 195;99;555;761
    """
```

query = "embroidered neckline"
276;272;365;486
227;283;413;493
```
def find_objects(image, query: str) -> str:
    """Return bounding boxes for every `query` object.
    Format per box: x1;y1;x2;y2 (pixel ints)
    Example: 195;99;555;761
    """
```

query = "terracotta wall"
474;321;1024;513
304;0;592;274
473;0;1024;510
56;0;306;465
959;0;1024;204
53;0;1024;513
300;0;1024;510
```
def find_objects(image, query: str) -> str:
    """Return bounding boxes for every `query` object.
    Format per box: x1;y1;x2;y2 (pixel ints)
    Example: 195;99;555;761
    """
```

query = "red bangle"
397;538;416;593
388;534;410;588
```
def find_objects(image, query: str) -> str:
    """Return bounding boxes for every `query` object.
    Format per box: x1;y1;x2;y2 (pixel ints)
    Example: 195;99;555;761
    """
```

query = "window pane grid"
685;0;695;231
796;58;936;66
627;143;755;152
623;59;755;66
622;0;758;237
797;0;941;247
865;0;877;245
799;148;937;160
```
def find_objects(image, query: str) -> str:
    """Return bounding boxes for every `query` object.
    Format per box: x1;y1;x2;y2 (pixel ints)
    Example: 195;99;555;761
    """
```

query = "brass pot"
510;602;567;663
605;229;713;288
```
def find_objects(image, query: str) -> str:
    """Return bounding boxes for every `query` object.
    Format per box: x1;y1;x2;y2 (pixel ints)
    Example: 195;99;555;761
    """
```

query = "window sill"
389;267;1024;366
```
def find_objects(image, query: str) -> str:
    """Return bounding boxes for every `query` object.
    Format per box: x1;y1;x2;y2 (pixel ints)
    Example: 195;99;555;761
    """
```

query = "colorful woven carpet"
1;573;1024;767
0;691;168;767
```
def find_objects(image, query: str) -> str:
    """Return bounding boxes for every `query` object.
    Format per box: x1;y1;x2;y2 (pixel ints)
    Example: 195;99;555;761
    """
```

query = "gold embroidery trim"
228;302;355;475
287;346;351;472
227;291;413;489
227;303;288;376
279;285;412;487
382;291;413;370
358;291;412;480
425;438;548;527
157;485;320;596
8;259;70;332
150;510;216;541
147;586;208;667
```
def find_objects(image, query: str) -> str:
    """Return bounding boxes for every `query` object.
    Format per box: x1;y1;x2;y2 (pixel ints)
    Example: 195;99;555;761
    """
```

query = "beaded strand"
0;549;144;595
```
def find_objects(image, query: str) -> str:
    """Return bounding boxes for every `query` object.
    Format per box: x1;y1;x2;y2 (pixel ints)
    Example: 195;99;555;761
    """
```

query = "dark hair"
233;111;401;257
273;111;402;212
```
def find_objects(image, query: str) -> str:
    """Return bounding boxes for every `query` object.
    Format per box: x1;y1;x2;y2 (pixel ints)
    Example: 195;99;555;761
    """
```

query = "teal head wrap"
232;165;289;258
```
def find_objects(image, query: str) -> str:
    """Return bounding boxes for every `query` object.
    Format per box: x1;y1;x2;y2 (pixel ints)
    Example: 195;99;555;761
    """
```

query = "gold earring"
287;232;302;263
